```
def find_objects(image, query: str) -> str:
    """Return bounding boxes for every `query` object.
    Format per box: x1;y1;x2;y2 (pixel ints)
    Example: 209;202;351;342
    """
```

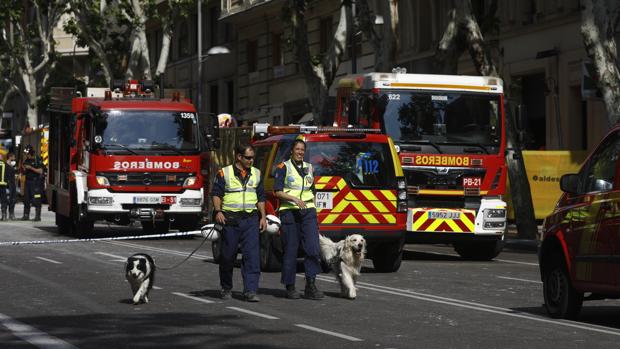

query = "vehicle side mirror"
560;173;580;194
348;99;359;126
200;113;220;151
593;179;613;192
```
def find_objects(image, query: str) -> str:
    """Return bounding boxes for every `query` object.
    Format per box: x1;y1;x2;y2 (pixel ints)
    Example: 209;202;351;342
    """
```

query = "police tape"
0;230;205;246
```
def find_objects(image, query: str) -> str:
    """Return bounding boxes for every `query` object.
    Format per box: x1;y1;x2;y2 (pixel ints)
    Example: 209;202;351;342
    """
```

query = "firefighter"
5;153;17;221
21;145;44;221
211;143;267;302
274;139;324;300
0;154;7;221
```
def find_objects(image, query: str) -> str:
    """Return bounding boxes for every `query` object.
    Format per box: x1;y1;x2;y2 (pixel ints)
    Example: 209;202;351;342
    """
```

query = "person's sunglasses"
242;155;254;160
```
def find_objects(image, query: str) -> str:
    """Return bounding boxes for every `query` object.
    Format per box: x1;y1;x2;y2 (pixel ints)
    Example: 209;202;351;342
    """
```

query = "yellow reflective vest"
0;161;6;186
280;159;315;210
222;165;261;212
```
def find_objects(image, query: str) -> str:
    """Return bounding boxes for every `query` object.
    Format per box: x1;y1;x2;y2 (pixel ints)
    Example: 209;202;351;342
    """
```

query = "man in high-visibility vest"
0;154;8;221
211;144;267;302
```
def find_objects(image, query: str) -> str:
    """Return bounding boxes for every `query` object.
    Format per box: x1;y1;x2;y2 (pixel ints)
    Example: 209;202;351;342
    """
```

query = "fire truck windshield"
94;110;199;153
306;141;396;188
375;91;501;154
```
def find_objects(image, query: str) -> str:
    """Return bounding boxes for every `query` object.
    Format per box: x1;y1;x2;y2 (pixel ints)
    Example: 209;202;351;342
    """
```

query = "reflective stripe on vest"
0;162;6;186
280;159;315;210
222;165;261;212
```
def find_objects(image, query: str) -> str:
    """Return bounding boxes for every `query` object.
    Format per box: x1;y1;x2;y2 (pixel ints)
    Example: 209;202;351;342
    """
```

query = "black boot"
1;209;6;221
304;277;324;300
9;206;15;220
33;207;41;222
21;208;30;221
285;284;300;299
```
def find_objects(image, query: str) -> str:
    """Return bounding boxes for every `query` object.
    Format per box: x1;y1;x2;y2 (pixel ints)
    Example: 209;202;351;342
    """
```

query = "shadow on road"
512;305;620;329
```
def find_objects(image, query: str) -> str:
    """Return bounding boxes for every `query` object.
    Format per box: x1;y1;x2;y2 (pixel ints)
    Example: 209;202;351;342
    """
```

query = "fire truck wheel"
371;242;403;273
453;240;504;261
542;252;583;319
260;234;282;272
55;213;71;235
211;239;222;264
141;221;169;234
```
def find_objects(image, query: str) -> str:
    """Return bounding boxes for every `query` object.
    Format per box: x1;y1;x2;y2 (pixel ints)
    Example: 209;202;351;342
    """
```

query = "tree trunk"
581;0;620;125
357;0;398;72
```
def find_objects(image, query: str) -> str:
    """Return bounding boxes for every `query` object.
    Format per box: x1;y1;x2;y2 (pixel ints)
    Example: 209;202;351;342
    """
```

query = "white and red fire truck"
47;80;217;236
335;70;507;260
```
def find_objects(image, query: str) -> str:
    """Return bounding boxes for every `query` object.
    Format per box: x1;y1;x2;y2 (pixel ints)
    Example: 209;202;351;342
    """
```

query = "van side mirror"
560;173;580;194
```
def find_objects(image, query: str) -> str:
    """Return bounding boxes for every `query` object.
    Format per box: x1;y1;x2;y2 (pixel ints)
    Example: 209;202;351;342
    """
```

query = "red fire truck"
335;71;507;260
47;80;217;236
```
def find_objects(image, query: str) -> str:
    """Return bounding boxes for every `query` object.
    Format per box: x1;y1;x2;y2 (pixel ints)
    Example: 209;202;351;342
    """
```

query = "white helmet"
265;214;281;235
200;223;223;241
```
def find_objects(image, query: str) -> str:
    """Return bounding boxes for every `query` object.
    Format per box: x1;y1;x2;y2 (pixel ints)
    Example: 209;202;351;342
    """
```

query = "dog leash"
157;227;215;271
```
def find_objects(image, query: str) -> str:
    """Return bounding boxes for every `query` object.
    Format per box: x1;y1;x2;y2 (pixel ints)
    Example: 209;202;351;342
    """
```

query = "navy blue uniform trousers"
219;214;260;293
280;208;322;285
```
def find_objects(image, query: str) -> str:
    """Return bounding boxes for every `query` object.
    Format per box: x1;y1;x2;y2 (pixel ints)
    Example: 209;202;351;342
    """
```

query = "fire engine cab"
247;123;408;272
47;80;216;236
335;70;507;260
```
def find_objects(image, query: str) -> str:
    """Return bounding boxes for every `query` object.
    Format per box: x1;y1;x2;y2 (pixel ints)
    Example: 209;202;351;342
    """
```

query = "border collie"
125;253;155;304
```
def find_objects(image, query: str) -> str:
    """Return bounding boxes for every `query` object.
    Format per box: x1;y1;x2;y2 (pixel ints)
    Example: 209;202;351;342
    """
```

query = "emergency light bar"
253;123;380;137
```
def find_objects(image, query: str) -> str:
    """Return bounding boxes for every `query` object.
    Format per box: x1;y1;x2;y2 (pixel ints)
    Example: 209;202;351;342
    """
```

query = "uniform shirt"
23;157;42;181
4;161;15;188
273;160;315;192
211;165;265;203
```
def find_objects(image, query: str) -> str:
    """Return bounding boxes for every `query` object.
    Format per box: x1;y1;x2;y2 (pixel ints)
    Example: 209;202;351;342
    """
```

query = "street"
1;207;620;349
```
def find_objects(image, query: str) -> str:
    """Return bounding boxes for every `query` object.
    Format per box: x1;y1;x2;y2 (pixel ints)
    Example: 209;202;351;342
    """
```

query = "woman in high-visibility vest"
274;139;323;300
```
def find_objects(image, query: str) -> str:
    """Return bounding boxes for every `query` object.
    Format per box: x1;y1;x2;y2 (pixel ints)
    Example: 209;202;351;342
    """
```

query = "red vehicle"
539;125;620;319
334;72;508;260
47;81;217;236
245;124;408;272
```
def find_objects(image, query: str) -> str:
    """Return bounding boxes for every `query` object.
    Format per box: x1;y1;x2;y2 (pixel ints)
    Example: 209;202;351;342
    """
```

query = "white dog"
125;253;155;305
319;234;366;299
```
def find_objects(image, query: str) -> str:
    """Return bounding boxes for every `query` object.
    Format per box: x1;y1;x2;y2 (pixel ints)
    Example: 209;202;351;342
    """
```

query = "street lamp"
196;0;230;113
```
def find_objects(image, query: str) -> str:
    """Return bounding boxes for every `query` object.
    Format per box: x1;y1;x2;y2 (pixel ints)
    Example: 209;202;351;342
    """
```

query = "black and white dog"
125;253;155;305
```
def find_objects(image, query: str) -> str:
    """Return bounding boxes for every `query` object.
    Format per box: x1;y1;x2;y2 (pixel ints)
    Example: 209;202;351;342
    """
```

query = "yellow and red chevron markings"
408;208;475;232
315;176;397;225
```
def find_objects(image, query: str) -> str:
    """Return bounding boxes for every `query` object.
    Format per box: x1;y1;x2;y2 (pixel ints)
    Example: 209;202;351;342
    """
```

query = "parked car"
539;125;620;319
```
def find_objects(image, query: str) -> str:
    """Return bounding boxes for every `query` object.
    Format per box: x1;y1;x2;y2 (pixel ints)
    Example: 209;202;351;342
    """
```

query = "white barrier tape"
0;230;204;246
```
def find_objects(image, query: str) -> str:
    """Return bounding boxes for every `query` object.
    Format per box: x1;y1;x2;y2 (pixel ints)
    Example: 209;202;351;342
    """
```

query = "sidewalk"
503;224;540;253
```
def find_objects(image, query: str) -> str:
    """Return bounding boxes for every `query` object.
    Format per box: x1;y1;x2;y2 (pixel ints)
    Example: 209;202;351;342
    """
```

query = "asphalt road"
1;206;620;349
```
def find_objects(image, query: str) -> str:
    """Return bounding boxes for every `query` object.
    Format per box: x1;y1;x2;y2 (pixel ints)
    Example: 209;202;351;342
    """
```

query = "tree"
0;0;69;128
284;0;352;125
65;0;191;87
434;0;537;239
581;0;620;125
356;0;399;72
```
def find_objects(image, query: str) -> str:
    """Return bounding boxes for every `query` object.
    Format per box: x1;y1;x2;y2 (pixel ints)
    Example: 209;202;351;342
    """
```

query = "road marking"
226;306;279;320
153;286;163;290
35;257;62;264
105;241;212;260
294;324;363;342
172;292;214;304
308;274;620;337
406;248;539;266
0;312;78;349
94;252;127;262
497;276;542;284
495;258;538;266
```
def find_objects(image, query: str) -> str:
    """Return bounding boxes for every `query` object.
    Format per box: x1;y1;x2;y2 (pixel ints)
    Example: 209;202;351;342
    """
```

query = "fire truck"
335;71;507;260
247;123;408;272
47;80;218;237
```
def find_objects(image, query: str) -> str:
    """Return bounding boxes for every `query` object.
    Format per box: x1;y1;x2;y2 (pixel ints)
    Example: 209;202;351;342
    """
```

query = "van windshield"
306;141;396;188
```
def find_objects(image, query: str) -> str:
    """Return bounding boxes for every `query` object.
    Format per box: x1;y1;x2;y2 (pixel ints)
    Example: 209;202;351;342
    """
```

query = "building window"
227;80;234;113
209;7;219;47
319;17;332;55
272;32;283;66
247;40;258;73
210;84;219;115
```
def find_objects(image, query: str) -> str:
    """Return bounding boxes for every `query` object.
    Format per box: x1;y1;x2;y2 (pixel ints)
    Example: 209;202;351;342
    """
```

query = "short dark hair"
235;144;254;156
291;139;306;152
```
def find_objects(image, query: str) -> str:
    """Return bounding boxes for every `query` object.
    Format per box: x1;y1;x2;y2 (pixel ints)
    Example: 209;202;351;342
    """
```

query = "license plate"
315;192;333;209
161;196;176;205
462;177;482;188
428;211;461;219
133;196;160;204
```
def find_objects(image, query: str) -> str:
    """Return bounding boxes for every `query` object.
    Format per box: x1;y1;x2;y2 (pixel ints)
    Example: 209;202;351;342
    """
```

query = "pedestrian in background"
3;153;17;220
274;139;324;300
0;153;8;221
21;145;43;221
211;143;266;302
